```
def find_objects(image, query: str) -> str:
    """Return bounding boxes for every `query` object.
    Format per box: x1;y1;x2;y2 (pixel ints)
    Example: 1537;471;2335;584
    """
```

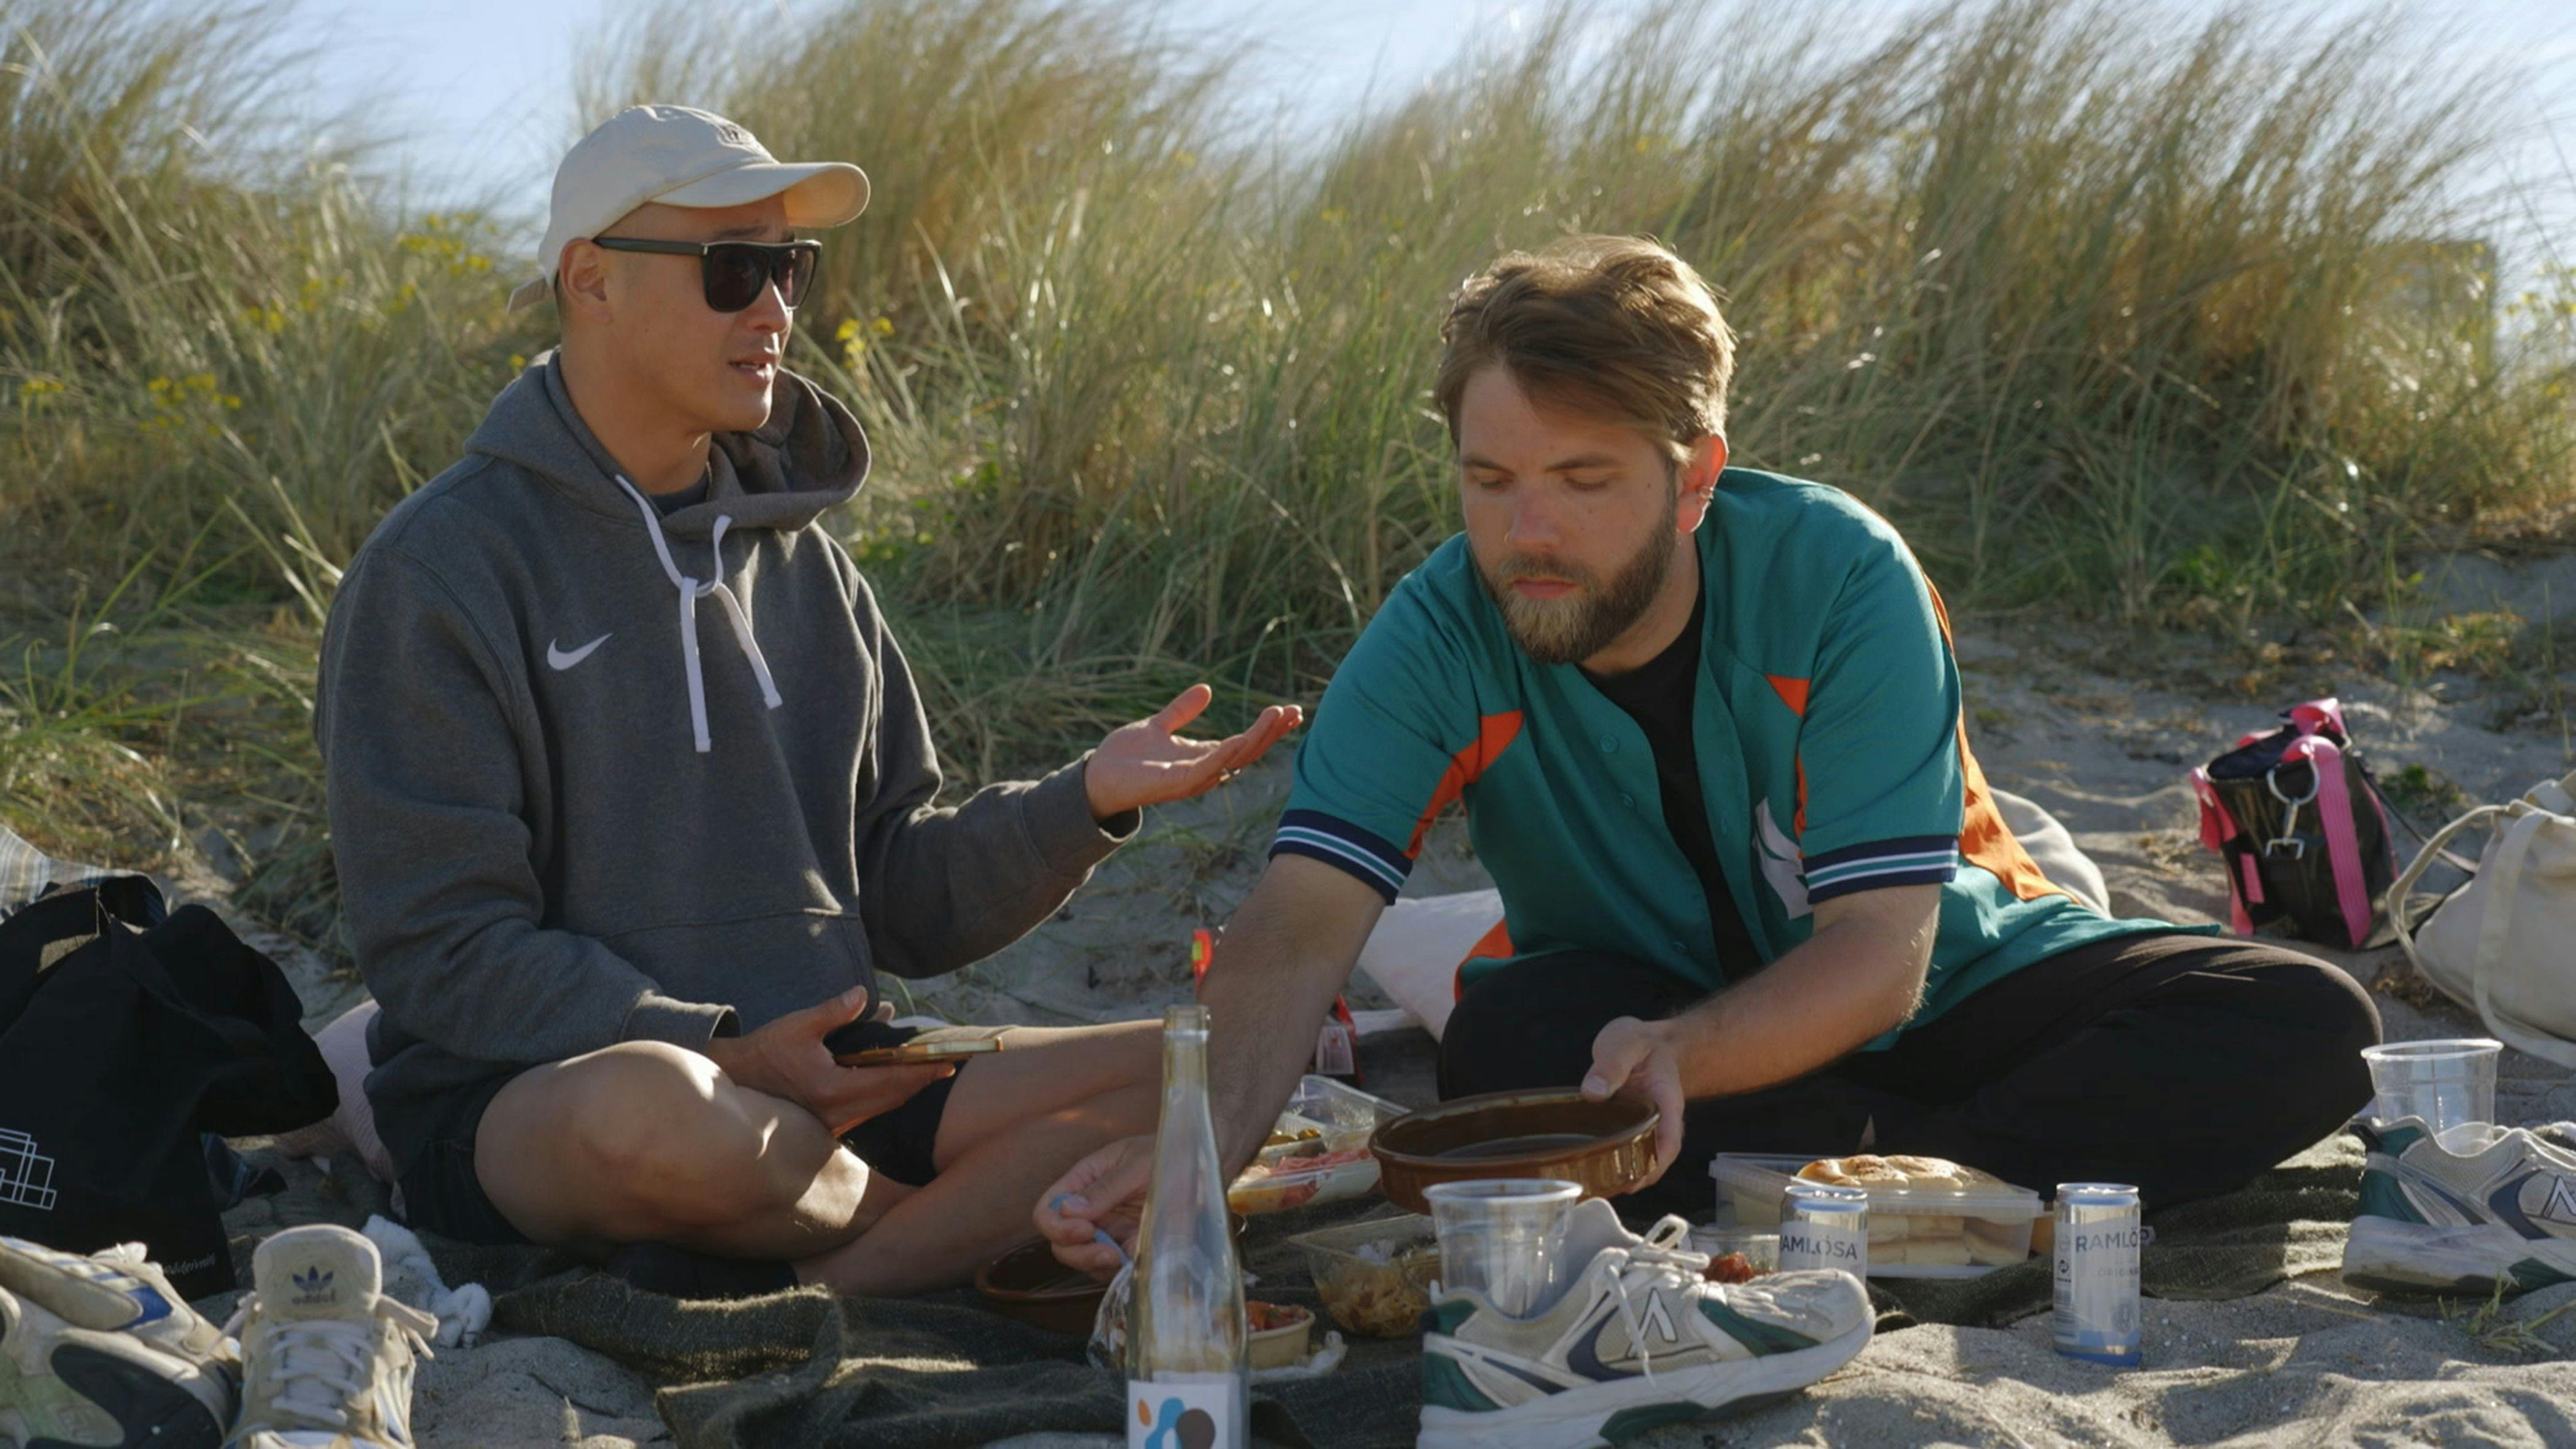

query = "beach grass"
3;0;2572;943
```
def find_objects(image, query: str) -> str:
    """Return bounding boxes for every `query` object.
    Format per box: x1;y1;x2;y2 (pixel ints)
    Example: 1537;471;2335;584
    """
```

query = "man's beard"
1474;512;1676;667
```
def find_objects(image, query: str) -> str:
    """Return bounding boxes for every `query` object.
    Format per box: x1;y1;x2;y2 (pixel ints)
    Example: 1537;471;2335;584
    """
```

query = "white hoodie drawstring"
615;475;783;753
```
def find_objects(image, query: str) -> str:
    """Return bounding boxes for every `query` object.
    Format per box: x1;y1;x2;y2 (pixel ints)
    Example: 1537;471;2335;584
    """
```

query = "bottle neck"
1158;1022;1209;1121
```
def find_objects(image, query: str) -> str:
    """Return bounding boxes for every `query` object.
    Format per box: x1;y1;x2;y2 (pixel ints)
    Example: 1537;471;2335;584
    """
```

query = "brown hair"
1433;235;1736;466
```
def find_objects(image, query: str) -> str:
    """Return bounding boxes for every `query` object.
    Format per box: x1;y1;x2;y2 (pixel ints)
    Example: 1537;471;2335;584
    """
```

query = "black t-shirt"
1580;589;1766;982
652;465;712;515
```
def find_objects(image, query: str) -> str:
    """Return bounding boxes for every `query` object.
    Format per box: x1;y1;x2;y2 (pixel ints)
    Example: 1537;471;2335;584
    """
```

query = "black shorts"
375;1020;1002;1247
1437;929;2380;1216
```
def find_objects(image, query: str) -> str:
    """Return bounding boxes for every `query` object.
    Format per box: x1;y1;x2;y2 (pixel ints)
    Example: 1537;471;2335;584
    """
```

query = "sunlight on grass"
3;0;2572;951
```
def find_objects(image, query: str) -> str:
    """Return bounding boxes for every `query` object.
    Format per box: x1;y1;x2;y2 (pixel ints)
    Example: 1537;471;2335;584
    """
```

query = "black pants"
1437;931;2382;1218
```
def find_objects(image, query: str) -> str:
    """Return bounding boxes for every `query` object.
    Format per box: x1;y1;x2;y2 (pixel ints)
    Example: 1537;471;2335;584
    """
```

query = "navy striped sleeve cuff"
1802;834;1959;904
1269;809;1409;903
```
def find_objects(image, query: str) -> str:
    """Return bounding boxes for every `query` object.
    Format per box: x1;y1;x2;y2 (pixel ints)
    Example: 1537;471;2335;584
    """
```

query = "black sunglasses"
587;236;823;313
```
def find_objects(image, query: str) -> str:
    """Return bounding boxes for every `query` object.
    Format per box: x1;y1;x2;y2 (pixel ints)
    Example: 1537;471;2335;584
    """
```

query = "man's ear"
1675;432;1727;531
556;239;613;329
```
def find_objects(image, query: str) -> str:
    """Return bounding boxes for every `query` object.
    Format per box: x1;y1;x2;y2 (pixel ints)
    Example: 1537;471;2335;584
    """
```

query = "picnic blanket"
396;1132;2372;1449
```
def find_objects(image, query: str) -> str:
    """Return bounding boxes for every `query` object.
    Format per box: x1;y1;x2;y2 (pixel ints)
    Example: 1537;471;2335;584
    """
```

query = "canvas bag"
2388;766;2576;1068
2190;697;2399;950
0;875;337;1295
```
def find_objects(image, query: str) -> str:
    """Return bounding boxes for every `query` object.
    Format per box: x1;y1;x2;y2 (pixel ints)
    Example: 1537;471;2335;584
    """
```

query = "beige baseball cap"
507;104;869;313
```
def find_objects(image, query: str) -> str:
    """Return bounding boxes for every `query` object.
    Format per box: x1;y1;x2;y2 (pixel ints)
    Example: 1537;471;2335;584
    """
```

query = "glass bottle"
1125;1004;1248;1449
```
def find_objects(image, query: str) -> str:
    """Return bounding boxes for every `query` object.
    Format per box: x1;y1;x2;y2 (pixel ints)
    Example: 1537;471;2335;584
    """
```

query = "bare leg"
798;1020;1162;1294
474;1040;905;1259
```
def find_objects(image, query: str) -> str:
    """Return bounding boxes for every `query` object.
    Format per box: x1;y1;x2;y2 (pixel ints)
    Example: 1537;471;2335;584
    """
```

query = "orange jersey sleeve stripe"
1407;710;1524;858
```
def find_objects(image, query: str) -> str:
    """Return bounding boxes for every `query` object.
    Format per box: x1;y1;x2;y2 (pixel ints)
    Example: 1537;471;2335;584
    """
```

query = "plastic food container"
1688;1224;1779;1276
1230;1076;1409;1215
1706;1154;2043;1278
1286;1212;1441;1337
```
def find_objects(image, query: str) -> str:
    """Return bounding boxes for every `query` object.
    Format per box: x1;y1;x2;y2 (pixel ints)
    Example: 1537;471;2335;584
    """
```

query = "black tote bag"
0;878;336;1296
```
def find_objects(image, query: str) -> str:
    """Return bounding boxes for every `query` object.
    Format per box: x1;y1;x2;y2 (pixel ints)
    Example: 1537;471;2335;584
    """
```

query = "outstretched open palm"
1084;685;1303;819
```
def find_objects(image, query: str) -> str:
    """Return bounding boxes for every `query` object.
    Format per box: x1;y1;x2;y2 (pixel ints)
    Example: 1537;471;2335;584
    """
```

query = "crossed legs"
471;1018;1161;1294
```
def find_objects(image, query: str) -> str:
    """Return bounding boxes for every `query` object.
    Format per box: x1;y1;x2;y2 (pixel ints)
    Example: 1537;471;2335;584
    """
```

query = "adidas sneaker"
2342;1115;2576;1296
221;1225;437;1449
0;1234;239;1449
1418;1199;1872;1449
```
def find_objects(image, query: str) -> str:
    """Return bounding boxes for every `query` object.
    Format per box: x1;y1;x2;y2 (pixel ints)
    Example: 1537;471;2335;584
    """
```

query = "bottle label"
1127;1374;1242;1449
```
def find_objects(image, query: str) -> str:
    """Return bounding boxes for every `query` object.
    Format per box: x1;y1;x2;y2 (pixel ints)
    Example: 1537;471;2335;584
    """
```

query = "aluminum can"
1779;1182;1869;1279
2053;1183;2143;1366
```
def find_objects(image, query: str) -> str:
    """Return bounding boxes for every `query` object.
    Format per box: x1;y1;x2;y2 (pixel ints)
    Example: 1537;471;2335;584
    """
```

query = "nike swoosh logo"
547;634;610;671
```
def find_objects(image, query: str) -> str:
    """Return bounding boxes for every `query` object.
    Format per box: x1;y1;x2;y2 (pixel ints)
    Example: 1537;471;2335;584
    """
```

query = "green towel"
415;1135;2368;1448
445;1204;1422;1449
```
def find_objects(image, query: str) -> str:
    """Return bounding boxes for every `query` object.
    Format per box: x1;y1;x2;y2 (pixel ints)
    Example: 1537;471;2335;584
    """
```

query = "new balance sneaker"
1418;1199;1872;1449
221;1225;437;1449
0;1234;239;1449
2342;1115;2576;1296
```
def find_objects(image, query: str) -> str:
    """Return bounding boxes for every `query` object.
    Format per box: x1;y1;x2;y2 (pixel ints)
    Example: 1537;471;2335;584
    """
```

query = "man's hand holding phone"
702;985;957;1137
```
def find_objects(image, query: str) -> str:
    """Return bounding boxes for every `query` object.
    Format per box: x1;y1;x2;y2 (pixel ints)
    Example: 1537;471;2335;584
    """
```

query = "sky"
293;0;2576;259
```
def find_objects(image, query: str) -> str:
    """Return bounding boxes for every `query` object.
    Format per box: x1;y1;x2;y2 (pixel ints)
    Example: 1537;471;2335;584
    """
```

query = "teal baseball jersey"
1271;467;2190;1047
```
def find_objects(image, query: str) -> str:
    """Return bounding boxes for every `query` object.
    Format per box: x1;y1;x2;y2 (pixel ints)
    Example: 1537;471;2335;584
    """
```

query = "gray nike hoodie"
316;351;1133;1113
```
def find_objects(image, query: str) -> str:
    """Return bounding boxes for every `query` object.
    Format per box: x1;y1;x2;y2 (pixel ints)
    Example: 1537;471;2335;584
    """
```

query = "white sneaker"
221;1226;437;1449
1418;1199;1872;1449
2343;1115;2576;1296
0;1234;239;1448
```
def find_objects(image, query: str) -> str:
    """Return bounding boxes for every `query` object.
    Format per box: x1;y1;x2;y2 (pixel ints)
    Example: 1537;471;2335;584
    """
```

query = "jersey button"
1599;736;1619;753
1620;793;1636;809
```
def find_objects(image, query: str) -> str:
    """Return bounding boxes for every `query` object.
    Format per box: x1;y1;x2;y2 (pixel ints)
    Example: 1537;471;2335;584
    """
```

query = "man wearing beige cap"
317;105;1299;1297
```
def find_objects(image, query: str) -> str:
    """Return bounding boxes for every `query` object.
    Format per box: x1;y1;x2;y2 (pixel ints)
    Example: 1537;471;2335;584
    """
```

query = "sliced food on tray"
1794;1153;2028;1267
1710;1150;2043;1277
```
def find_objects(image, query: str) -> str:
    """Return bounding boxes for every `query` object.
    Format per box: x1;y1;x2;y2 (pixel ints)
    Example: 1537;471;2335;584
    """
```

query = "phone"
835;1038;1005;1069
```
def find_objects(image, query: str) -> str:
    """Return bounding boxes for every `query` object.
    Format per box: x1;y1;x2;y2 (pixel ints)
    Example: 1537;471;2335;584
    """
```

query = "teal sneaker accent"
1421;1299;1475;1337
2357;1167;2429;1225
2510;1257;2576;1291
1421;1350;1502;1412
2370;1123;2428;1157
1698;1297;1820;1356
1602;1402;1710;1441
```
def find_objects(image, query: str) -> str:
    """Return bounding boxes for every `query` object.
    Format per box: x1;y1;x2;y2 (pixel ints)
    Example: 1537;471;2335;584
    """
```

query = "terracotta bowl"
975;1215;1248;1335
975;1239;1112;1335
1369;1088;1659;1215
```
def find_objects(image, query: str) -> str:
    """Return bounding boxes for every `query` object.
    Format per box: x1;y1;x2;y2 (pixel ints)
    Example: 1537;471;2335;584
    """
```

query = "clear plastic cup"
2362;1039;2501;1146
1423;1178;1580;1316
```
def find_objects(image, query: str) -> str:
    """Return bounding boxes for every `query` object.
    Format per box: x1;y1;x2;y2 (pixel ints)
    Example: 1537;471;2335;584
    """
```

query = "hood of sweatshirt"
456;350;872;753
466;347;869;536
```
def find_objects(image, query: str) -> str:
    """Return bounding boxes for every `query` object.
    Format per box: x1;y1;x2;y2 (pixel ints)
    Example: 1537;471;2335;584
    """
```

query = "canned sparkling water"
1779;1182;1869;1278
2053;1183;2143;1366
